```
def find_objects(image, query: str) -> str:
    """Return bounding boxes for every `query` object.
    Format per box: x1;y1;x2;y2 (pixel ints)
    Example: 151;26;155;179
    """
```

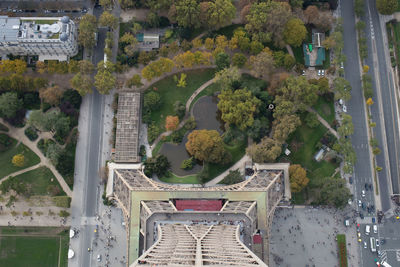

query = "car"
362;202;366;211
360;212;364;219
376;239;380;247
340;62;344;69
372;217;376;223
370;205;375;212
349;177;353;184
339;99;344;105
348;198;352;205
321;70;325;76
317;70;321;76
358;200;362;207
373;225;378;234
357;232;361;238
302;70;305;76
364;241;367;249
342;105;347;112
369;184;373;190
380;239;386;245
97;254;101;262
358;238;362;242
365;183;369;191
361;190;365;197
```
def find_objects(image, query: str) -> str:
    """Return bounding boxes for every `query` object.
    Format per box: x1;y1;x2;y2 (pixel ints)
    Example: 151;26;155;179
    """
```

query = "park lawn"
0;227;69;267
392;22;400;64
159;172;200;184
148;69;216;130
287;122;338;182
0;137;40;178
12;166;65;196
313;95;335;125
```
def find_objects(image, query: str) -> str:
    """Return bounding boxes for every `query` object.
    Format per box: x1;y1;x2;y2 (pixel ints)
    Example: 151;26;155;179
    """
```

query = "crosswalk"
380;250;387;263
396;250;400;261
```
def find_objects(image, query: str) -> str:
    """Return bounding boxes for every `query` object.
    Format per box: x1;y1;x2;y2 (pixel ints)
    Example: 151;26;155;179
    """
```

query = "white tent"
68;249;75;259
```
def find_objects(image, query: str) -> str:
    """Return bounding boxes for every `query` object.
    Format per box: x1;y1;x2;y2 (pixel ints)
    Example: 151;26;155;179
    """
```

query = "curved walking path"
307;108;340;139
0;119;72;197
0;163;42;183
204;155;251;186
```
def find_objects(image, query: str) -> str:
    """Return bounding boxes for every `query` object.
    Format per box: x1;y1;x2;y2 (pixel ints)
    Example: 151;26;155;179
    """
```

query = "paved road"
364;0;400;210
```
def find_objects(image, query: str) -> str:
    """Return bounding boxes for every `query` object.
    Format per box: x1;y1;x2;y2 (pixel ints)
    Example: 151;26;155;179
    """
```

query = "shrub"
181;157;195;170
304;112;319;128
0;133;12;151
24;126;38;141
147;124;161;143
59;210;70;217
220;169;243;185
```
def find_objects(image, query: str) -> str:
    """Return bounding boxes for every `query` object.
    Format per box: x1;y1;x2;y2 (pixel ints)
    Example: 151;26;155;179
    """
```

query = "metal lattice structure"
133;224;267;267
107;162;291;266
114;92;141;163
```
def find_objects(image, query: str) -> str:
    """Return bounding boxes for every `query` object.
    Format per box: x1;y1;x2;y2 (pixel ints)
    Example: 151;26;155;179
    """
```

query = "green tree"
272;114;301;143
99;11;118;29
94;63;116;94
0;92;22;119
215;52;230;71
70;73;93;96
304;112;319;128
214;66;241;91
221;169;244;185
185;129;230;163
126;74;143;88
376;0;398;15
39;85;63;106
317;177;352;208
246;137;281;163
333;77;352;101
207;0;236;29
141;58;175;81
232;53;247;67
218;88;261;130
144;154;171;177
175;0;201;28
100;0;114;9
289;164;309;193
46;143;62;165
354;0;365;17
283;18;307;47
143;91;161;111
250;40;264;55
338;114;354;137
78;14;97;48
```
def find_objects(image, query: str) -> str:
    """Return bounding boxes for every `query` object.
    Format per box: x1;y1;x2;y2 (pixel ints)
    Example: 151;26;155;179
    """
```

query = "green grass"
204;24;244;39
0;137;40;178
0;227;69;267
147;69;215;129
0;123;8;132
313;95;335;125
292;45;305;64
392;22;400;65
337;234;348;267
159;172;200;184
322;49;331;69
286;122;338;182
207;139;247;181
12;167;65;196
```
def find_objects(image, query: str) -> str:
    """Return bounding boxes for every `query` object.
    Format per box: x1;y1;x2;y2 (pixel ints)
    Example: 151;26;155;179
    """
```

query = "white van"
365;225;370;235
373;224;378;234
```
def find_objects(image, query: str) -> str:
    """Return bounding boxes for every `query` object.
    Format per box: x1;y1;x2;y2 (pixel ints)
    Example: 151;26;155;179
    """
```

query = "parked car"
340;62;344;69
365;183;369;191
361;190;365;197
364;241;367;249
362;202;366;211
349;177;353;184
321;70;325;76
358;200;362;207
376;239;380;247
360;212;364;219
342;105;347;112
373;224;378;234
318;70;321;76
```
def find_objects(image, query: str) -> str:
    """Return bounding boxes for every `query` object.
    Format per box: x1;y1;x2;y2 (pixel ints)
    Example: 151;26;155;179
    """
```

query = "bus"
370;237;376;252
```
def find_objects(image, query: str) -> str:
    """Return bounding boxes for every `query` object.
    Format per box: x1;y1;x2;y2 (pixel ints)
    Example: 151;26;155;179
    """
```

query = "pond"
159;96;224;177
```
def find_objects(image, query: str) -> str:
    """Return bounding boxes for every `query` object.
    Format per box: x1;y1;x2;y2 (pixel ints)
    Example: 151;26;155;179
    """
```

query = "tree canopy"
283;18;307;47
78;14;97;48
217;88;261;130
289;164;309;193
316;176;352;208
185;129;230;163
0;92;23;119
376;0;398;15
246;137;281;163
207;0;236;29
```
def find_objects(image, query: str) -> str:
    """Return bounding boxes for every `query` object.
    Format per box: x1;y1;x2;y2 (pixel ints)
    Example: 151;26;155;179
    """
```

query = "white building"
0;16;78;61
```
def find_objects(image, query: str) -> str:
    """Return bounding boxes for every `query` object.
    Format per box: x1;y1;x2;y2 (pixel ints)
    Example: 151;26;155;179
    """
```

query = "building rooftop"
114;92;141;163
0;16;21;42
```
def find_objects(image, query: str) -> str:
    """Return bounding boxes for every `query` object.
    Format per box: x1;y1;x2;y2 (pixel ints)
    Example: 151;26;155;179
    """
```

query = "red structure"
253;234;262;244
175;200;222;211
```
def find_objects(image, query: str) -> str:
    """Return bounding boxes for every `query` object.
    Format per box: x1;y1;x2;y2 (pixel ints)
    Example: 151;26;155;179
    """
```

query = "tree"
250;52;275;79
165;116;179;131
247;117;270;142
354;0;365;17
246;137;281;163
181;157;195;170
289;164;309;193
366;98;374;106
373;147;381;155
144;154;171;177
250;40;264;55
245;1;292;47
322;35;336;50
0;92;22;119
79;60;95;74
221;169;244;185
272;114;301;143
119;32;136;44
338;114;354;137
78;14;97;48
174;101;186;118
126;74;143;88
333;77;352;101
176;73;187;87
218;88;261;130
283;54;296;70
283;18;307;47
304;112;319;128
39;85;63;106
207;0;236;29
14;59;27;74
94;64;116;94
46;143;62;165
303;5;319;24
215;52;230;71
185;130;230;163
363;65;369;73
100;0;114;9
204;38;215;50
313;11;335;32
70;73;93;96
214;66;241;91
317;177;352;208
274;76;319;116
232;53;247;67
12;154;25;167
143;91;161;111
376;0;398;15
36;61;47;74
99;11;118;29
174;0;201;28
141;58;175;81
